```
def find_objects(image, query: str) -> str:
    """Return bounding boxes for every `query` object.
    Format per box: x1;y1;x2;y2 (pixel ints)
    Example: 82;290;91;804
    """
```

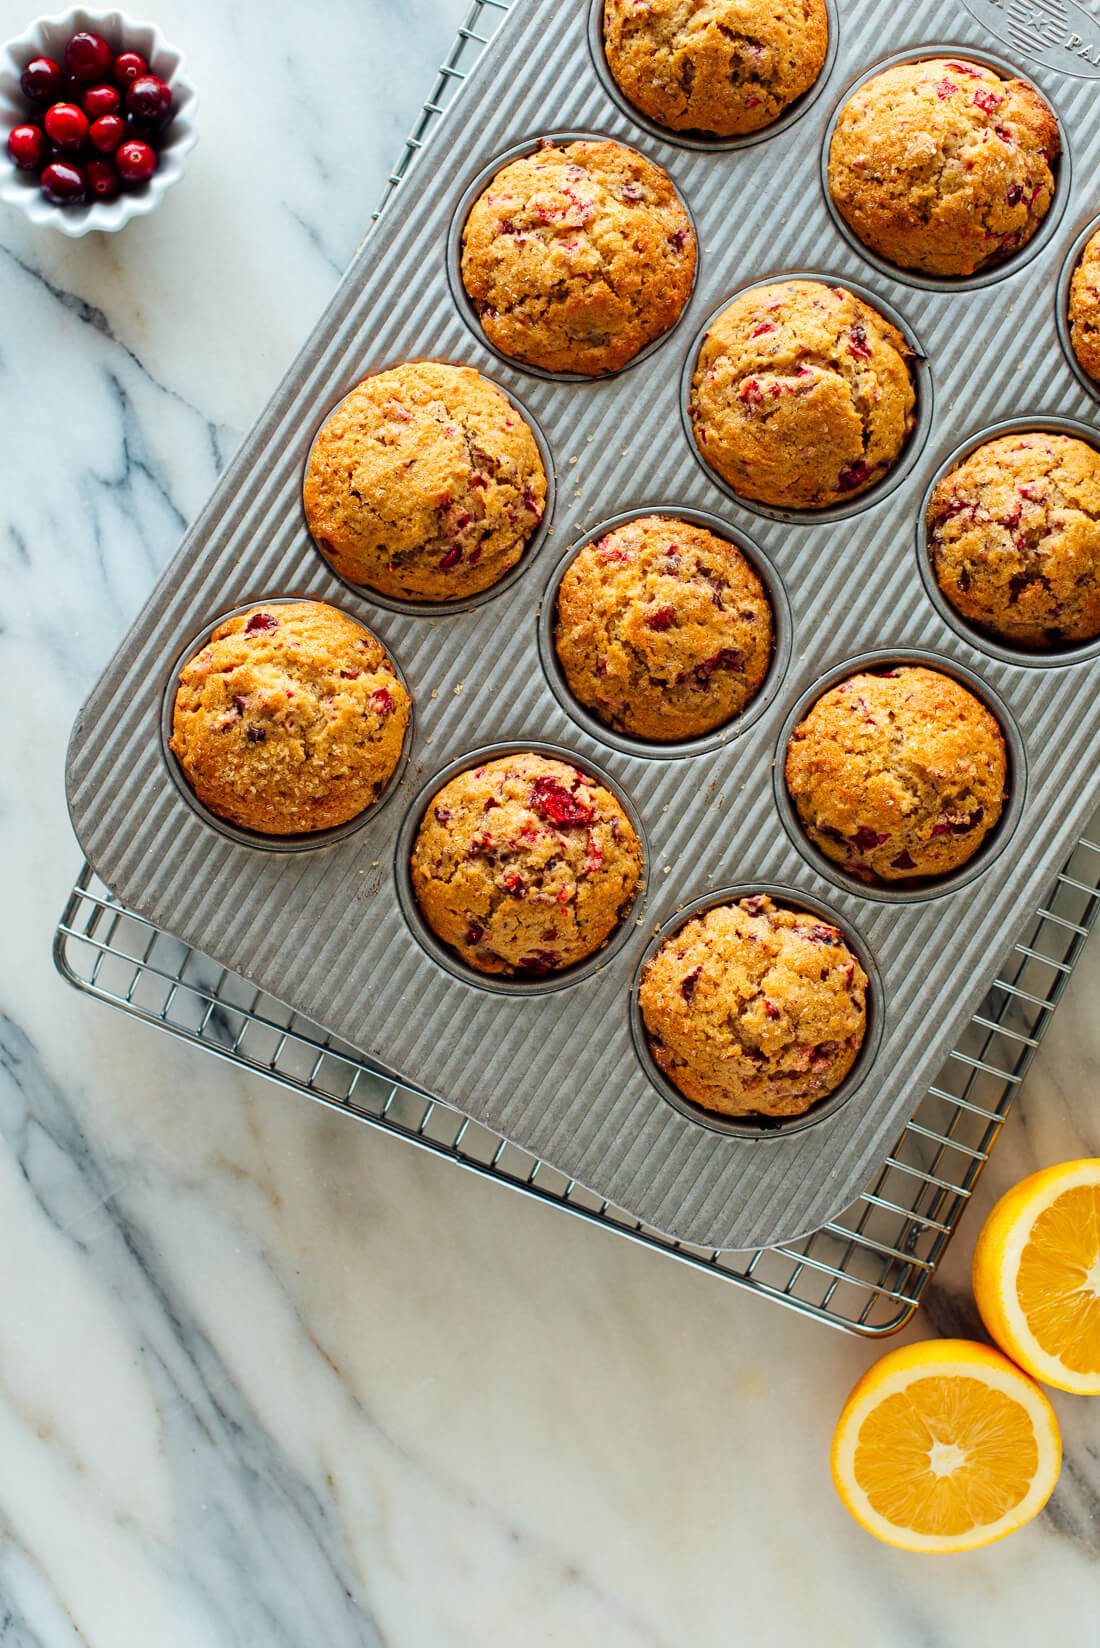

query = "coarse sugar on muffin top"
459;138;697;376
554;514;773;741
827;57;1059;278
638;894;868;1120
410;752;642;977
690;279;916;509
784;665;1007;884
927;431;1100;649
603;0;829;138
1069;227;1100;382
169;601;410;836
303;361;546;603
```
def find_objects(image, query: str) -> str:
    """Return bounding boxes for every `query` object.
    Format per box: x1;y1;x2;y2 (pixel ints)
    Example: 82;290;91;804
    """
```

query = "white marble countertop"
2;1;1099;1641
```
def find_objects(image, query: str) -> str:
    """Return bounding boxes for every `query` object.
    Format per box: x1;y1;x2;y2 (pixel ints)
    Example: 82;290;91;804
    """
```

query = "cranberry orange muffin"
690;280;916;508
602;0;829;138
554;515;773;740
303;361;547;602
828;59;1059;278
1068;227;1100;382
927;432;1100;648
169;601;410;835
410;753;642;977
785;666;1007;883
459;138;696;375
638;895;868;1120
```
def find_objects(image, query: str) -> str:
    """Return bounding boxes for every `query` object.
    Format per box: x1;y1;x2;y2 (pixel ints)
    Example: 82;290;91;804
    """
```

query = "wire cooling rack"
53;0;1100;1333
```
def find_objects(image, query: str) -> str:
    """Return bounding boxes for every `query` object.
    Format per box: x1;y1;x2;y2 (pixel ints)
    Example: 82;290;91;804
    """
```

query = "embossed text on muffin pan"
66;0;1100;1252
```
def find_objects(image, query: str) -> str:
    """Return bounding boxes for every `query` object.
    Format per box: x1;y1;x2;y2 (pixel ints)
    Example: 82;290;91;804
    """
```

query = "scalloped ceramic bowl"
0;7;197;235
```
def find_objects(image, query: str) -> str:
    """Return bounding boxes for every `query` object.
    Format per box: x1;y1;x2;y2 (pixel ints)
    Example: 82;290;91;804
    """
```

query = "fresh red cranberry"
64;31;113;83
115;139;157;183
680;967;701;1004
126;74;172;125
244;611;278;634
112;50;148;88
89;113;125;154
646;606;676;631
20;55;62;101
45;102;89;153
368;688;392;716
40;160;85;204
85;158;120;200
852;826;889;852
7;124;46;171
83;82;120;118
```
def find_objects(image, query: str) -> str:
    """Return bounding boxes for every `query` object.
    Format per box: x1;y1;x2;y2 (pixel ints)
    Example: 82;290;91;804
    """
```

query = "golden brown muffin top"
828;58;1059;277
460;138;697;375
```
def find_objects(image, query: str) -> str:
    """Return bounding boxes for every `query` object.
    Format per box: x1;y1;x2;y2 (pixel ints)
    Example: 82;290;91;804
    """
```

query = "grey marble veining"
1;1;1099;1642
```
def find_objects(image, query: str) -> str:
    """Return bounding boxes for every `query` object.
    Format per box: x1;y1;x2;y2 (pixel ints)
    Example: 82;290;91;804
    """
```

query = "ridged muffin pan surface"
67;0;1100;1250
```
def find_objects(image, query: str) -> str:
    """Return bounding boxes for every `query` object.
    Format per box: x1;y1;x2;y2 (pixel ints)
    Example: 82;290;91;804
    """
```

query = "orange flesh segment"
1017;1184;1100;1377
854;1375;1038;1535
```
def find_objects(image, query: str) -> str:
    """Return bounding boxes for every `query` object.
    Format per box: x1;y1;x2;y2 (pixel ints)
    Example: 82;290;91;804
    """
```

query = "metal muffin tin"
66;0;1100;1250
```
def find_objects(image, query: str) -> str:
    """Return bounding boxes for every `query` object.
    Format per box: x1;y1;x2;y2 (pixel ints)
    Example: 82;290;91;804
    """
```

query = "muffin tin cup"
772;647;1029;906
818;43;1073;295
160;595;415;854
393;739;651;997
300;359;558;618
445;129;702;384
535;504;793;760
679;270;934;526
1056;213;1100;406
629;882;884;1142
585;0;841;155
915;415;1100;669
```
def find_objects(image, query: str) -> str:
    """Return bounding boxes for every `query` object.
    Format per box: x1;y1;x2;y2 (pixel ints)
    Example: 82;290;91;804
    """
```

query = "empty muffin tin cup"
536;503;793;759
629;882;884;1140
773;647;1029;904
1056;215;1100;406
394;739;650;996
160;595;415;853
819;43;1071;294
679;269;933;525
916;416;1100;669
585;0;840;154
301;360;558;617
446;129;701;384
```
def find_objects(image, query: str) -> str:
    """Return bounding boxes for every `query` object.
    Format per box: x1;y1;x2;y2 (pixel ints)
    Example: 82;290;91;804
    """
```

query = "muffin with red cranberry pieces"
927;431;1100;648
638;895;868;1120
827;58;1059;277
603;0;829;138
554;515;773;740
785;666;1007;883
304;361;547;602
169;601;410;835
1069;226;1100;382
460;138;696;375
410;753;642;976
690;279;916;508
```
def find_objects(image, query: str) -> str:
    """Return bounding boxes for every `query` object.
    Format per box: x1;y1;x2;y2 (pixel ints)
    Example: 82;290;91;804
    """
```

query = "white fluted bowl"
0;7;197;235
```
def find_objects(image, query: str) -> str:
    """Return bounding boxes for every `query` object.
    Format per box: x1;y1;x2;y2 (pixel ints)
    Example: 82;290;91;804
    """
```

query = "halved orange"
830;1339;1061;1552
972;1158;1100;1394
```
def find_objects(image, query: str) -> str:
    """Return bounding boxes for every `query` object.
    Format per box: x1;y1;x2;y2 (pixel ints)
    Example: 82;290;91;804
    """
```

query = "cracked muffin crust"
459;138;697;376
785;665;1007;883
303;361;547;602
169;601;410;836
602;0;829;138
1068;227;1100;382
927;432;1100;648
827;58;1059;278
554;514;773;740
689;279;916;508
638;894;868;1120
410;753;642;977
